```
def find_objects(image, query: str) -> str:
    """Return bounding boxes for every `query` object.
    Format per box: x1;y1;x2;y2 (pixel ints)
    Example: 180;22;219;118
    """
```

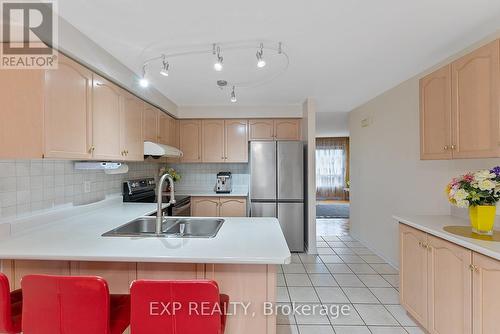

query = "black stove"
123;178;191;216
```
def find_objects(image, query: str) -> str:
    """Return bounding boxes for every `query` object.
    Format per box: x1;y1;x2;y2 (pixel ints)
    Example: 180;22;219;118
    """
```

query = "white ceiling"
57;0;500;112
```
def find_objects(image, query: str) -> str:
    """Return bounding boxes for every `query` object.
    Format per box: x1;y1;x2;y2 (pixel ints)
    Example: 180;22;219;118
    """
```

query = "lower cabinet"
191;196;247;217
400;224;500;334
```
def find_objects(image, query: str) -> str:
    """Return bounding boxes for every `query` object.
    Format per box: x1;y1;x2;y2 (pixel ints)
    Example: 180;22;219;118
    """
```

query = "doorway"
315;137;350;235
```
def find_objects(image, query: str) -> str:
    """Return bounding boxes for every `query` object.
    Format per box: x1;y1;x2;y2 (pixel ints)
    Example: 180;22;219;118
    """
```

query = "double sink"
102;216;224;238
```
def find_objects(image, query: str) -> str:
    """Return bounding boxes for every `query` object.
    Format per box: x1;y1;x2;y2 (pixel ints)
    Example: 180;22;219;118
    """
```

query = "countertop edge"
393;215;500;261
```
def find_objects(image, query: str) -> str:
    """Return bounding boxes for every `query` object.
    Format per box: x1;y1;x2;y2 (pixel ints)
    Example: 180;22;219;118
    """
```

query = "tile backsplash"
0;160;159;220
167;163;249;190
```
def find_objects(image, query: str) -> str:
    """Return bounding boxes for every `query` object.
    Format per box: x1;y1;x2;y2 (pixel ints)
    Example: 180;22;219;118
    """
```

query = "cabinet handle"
444;145;449;150
451;144;456;150
469;264;479;272
88;145;95;153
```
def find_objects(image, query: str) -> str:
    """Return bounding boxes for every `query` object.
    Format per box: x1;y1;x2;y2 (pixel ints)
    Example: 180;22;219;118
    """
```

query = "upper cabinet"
92;75;122;160
420;65;452;160
44;54;93;159
420;39;500;160
0;68;44;158
179;120;202;162
225;119;248;162
274;119;301;140
249;119;301;141
451;40;500;159
249;119;275;140
143;104;159;142
121;92;144;161
202;120;225;163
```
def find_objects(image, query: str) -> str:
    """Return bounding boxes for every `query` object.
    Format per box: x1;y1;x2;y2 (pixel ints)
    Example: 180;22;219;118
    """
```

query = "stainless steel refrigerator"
250;141;304;252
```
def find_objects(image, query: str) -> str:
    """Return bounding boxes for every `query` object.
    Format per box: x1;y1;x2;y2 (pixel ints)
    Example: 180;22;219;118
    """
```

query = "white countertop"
0;198;290;264
394;214;500;261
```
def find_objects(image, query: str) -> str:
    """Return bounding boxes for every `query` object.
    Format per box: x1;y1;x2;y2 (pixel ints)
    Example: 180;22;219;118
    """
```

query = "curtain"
316;137;349;200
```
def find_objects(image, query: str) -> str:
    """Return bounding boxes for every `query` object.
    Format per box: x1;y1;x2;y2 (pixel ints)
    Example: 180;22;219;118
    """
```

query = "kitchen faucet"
156;173;176;235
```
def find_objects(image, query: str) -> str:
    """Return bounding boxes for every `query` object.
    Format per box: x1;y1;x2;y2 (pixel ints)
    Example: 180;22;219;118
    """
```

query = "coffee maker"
215;172;232;193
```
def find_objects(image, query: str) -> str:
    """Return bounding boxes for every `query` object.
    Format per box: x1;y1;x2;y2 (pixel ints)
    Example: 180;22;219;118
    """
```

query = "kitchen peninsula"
0;196;291;334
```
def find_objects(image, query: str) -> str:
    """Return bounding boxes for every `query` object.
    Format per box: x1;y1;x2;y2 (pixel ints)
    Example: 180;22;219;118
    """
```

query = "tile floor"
276;233;424;334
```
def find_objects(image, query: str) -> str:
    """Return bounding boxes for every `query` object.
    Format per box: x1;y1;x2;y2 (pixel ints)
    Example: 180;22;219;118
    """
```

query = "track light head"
230;86;237;103
160;55;170;76
214;45;223;71
139;65;149;87
256;43;266;68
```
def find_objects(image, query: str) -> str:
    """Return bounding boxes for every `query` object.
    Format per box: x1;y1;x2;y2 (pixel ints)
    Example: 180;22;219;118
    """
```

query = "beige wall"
349;31;500;267
303;98;317;254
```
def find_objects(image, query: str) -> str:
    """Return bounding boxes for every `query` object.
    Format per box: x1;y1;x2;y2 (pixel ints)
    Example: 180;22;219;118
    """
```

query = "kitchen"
2;1;500;334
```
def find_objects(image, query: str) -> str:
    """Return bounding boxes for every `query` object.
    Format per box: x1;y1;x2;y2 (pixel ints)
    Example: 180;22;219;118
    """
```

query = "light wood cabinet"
274;119;301;140
12;260;70;290
192;196;247;217
179;120;202;162
121;92;144;161
143;104;159;142
158;112;171;145
92;75;122;160
0;69;44;159
191;197;220;217
472;253;500;334
225;120;248;162
400;224;428;328
400;223;500;334
71;262;136;294
202;120;225;162
249;119;301;141
44;54;93;159
249;119;275;140
420;39;500;160
420;65;453;160
427;234;472;334
219;198;247;217
451;40;500;159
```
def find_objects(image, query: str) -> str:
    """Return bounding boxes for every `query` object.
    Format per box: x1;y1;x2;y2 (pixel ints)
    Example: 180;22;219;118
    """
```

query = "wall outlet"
84;181;91;193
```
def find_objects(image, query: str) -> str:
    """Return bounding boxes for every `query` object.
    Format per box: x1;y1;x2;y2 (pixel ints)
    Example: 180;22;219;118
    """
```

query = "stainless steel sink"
102;217;224;238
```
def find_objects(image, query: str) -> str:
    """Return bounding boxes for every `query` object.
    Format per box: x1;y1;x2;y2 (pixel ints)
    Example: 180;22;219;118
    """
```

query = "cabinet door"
158;112;171;145
44;54;93;159
179;120;202;162
225;120;248;162
249;119;275;140
191;197;220;217
13;260;70;290
400;224;428;328
0;69;44;159
274;119;301;140
168;116;178;147
420;65;453;160
143;104;158;142
92;75;122;160
71;262;136;294
219;198;247;217
473;253;500;334
121;93;144;161
427;235;472;334
451;40;500;158
202;120;225;162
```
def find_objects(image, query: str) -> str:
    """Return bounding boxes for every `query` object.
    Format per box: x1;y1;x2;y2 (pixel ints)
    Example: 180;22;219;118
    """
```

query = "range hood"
144;141;183;158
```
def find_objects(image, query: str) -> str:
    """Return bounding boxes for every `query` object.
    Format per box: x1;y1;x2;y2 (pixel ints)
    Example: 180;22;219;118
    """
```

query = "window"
316;137;349;200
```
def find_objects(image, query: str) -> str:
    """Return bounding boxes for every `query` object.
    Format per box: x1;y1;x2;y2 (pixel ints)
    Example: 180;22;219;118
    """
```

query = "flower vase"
469;205;496;235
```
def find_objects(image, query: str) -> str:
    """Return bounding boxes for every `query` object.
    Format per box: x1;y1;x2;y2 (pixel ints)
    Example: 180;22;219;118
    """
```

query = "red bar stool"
130;280;229;334
0;273;21;334
21;275;130;334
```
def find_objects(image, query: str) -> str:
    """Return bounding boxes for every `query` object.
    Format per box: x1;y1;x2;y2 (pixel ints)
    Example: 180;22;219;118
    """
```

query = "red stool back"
130;280;229;334
0;273;21;334
21;275;130;334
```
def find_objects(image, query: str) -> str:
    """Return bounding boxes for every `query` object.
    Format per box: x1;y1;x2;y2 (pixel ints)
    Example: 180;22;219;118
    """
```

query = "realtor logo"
1;0;58;69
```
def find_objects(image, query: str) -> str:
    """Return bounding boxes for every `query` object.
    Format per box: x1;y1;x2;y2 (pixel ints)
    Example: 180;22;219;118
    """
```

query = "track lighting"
230;86;237;103
213;44;223;71
256;43;266;68
139;65;149;87
160;55;169;76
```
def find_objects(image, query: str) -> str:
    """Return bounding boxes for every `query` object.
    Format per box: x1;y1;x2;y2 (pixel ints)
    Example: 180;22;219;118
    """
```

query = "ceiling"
57;0;500;112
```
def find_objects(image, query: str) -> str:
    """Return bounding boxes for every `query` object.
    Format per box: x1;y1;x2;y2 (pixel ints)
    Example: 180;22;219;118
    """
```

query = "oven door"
172;199;191;216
